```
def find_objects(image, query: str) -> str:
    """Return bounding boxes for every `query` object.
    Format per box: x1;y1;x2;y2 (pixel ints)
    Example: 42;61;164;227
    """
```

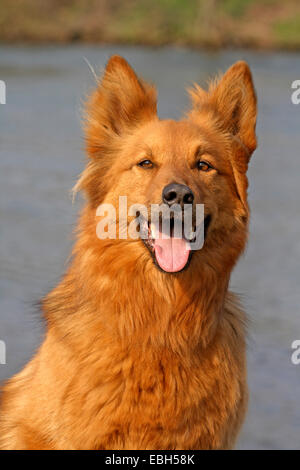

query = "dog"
0;56;257;449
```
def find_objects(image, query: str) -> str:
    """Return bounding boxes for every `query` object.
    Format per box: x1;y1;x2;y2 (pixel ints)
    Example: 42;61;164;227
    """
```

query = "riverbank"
1;0;300;50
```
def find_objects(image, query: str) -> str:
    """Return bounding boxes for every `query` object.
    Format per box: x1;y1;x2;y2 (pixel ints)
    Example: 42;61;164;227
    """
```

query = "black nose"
162;183;194;207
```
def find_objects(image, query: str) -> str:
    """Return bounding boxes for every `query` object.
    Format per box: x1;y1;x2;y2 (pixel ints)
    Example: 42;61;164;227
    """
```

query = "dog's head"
76;56;257;275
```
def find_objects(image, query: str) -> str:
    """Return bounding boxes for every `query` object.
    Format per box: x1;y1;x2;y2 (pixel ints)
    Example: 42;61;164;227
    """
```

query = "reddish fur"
0;56;257;450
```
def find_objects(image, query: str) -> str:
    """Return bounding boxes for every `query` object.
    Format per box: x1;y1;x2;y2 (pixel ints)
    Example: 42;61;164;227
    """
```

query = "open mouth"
139;214;211;274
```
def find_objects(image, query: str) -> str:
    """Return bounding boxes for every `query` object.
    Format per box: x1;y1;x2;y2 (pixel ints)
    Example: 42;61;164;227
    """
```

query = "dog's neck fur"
43;206;238;358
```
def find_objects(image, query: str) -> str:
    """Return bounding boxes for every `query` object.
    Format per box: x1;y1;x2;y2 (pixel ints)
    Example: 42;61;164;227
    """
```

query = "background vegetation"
1;0;300;49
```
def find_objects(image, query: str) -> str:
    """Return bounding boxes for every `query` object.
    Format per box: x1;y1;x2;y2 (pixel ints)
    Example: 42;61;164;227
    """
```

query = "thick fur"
0;56;257;450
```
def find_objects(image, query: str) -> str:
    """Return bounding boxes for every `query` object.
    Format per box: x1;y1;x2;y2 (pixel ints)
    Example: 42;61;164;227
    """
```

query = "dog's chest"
83;347;245;450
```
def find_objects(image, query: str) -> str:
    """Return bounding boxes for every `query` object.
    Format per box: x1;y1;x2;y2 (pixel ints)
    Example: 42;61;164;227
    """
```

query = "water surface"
0;45;299;449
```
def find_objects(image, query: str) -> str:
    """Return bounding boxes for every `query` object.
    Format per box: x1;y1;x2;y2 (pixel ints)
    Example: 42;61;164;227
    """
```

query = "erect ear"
85;55;157;159
188;61;257;170
74;56;157;204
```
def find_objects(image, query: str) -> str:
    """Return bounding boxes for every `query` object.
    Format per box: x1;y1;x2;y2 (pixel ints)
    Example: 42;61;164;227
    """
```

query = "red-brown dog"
0;56;257;449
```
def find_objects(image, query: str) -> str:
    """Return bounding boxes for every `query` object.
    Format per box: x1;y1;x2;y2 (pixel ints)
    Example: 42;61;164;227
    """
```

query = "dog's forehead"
124;118;230;169
136;119;206;152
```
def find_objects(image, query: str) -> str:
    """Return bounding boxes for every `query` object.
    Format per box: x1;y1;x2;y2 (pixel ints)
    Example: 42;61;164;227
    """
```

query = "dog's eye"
197;161;213;172
138;159;154;169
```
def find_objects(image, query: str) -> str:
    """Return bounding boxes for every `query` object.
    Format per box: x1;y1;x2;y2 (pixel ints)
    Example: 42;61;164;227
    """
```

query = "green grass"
109;0;199;44
221;0;256;18
273;15;300;47
0;0;300;49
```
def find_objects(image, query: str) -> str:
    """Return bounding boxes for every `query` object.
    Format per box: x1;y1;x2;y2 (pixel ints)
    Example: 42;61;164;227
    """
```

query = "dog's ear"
188;61;257;211
85;55;157;158
188;61;257;170
74;56;157;204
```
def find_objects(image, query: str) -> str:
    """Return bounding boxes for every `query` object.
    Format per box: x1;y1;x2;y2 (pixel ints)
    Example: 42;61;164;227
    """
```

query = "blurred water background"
0;45;299;449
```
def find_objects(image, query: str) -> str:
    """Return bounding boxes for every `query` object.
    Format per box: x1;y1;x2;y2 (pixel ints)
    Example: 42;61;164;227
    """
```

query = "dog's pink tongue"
154;234;190;273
